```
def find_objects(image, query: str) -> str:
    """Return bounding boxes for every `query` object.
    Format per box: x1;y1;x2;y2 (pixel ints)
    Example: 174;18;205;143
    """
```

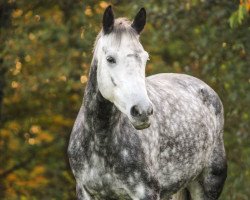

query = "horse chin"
132;121;151;130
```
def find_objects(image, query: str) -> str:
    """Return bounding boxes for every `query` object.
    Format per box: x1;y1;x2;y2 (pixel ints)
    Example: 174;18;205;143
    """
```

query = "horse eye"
106;56;116;64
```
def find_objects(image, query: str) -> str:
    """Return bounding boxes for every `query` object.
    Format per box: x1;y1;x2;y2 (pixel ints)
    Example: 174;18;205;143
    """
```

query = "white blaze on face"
95;31;152;125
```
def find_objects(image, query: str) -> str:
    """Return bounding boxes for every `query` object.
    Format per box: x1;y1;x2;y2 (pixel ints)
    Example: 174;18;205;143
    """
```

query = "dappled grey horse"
68;6;227;200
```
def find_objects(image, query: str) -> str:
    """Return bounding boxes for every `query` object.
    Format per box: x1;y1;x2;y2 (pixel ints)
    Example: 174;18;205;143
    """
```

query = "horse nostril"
148;106;153;116
130;105;141;117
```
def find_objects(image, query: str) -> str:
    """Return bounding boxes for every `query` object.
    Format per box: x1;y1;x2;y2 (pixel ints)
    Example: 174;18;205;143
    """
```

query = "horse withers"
68;6;227;200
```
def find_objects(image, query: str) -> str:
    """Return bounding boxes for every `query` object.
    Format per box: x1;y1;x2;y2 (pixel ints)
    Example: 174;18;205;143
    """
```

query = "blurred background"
0;0;249;199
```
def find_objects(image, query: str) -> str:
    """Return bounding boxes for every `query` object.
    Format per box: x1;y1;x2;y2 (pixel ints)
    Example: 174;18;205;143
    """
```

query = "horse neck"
83;59;120;132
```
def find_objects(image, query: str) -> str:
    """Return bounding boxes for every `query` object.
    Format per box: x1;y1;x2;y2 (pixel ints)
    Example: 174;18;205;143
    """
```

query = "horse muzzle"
130;103;153;130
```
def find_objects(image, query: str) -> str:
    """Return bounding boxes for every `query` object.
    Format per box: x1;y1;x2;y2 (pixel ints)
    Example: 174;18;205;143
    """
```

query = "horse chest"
81;152;145;200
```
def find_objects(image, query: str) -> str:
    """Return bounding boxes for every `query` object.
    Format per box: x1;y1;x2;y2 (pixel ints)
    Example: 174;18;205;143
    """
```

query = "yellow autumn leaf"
11;81;20;89
30;125;41;134
37;131;54;143
80;75;88;84
240;0;250;11
7;173;17;181
53;115;73;127
0;129;11;138
85;6;93;16
247;0;250;11
99;1;109;9
30;165;46;177
28;138;36;145
7;121;21;132
12;9;23;18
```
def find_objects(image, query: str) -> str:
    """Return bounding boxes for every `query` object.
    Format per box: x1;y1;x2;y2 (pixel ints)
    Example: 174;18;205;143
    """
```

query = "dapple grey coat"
68;6;227;200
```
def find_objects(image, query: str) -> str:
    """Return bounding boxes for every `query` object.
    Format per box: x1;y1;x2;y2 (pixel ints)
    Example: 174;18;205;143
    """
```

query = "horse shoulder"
146;73;223;118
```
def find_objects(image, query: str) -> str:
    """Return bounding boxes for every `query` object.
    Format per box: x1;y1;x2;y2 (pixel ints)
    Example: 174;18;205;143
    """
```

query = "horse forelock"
93;18;139;55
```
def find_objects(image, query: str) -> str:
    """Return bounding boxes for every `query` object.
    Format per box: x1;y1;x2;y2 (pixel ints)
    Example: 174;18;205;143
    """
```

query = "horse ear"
131;8;146;34
103;5;114;34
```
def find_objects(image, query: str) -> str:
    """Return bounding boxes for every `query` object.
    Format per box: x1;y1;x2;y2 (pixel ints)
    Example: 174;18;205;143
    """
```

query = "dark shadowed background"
0;0;249;199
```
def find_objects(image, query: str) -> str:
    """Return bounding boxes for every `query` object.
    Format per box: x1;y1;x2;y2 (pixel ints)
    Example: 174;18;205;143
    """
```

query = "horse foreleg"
188;144;227;200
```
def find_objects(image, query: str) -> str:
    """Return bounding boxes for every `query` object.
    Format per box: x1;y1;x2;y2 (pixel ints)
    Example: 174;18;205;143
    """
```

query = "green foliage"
0;0;249;199
229;0;250;28
229;5;247;28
